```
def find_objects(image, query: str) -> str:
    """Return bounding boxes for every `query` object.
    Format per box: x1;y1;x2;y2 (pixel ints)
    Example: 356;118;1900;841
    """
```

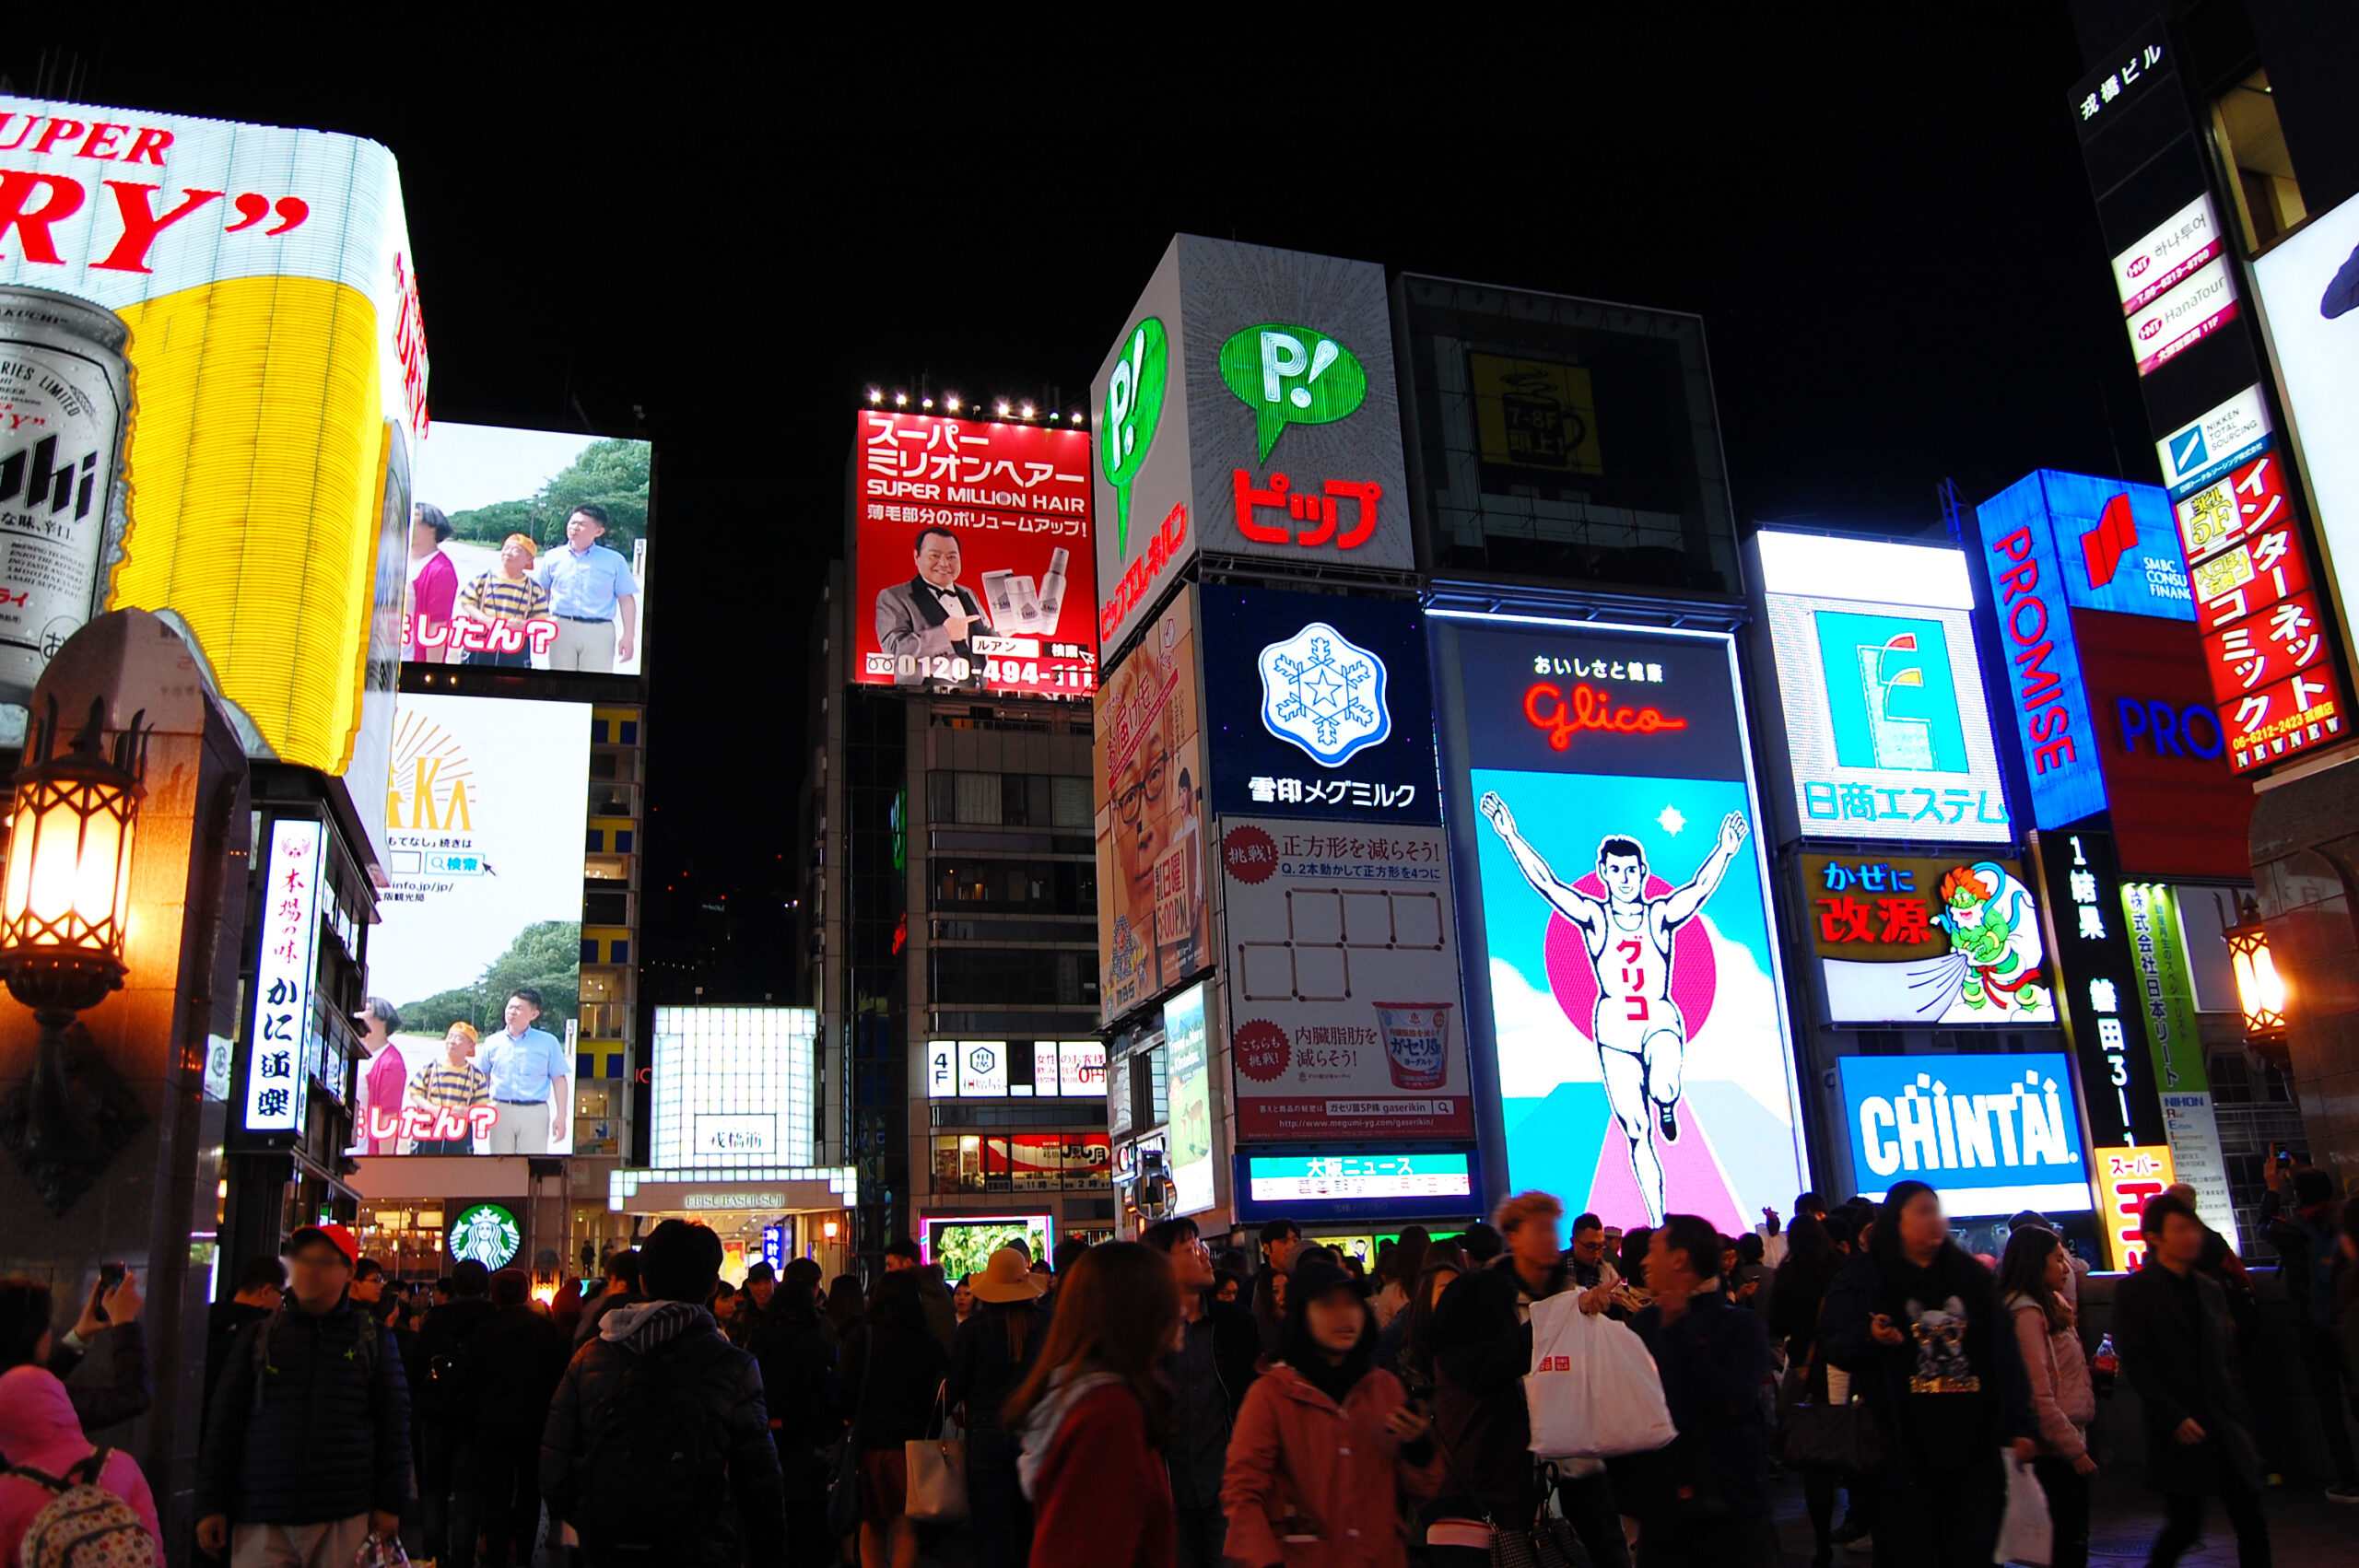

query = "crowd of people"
2;1171;2356;1567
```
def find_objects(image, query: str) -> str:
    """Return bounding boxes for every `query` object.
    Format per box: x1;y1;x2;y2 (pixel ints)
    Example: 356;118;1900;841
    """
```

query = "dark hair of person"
1819;1209;1859;1251
489;1269;531;1308
1781;1213;1835;1271
508;986;545;1012
1736;1233;1765;1266
1052;1237;1090;1275
640;1218;723;1304
235;1256;288;1294
1570;1212;1603;1237
451;1260;490;1297
1402;1255;1468;1384
0;1276;54;1369
884;1236;922;1264
2139;1190;2201;1242
354;1258;385;1282
1869;1180;1976;1295
432;1277;454;1299
1997;1224;2072;1334
1278;1273;1377;1401
415;502;452;543
2294;1168;2334;1208
1142;1217;1199;1256
866;1270;928;1333
1460;1222;1502;1264
570;502;613;528
604;1249;641;1289
1657;1215;1723;1281
1796;1191;1823;1215
913;524;957;553
1258;1218;1301;1249
783;1257;824;1295
824;1275;865;1330
1617;1225;1652;1285
1003;1242;1179;1443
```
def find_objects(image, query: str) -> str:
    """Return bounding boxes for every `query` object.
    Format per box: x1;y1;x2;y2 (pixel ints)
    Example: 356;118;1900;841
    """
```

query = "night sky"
8;18;2141;977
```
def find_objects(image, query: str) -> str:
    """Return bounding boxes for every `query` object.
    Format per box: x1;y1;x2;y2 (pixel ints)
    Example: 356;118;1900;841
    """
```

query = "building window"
2212;69;2306;252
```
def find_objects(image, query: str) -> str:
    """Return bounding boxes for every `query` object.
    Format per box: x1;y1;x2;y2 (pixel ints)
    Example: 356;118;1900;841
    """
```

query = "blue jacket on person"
196;1293;411;1525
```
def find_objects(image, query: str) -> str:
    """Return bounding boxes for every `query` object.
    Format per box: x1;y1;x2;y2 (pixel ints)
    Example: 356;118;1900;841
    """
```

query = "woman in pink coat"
1223;1254;1442;1568
1999;1226;2097;1568
0;1363;162;1566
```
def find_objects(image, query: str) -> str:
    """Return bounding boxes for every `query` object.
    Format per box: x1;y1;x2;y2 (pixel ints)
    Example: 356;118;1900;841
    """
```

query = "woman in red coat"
1006;1242;1182;1568
1223;1254;1443;1568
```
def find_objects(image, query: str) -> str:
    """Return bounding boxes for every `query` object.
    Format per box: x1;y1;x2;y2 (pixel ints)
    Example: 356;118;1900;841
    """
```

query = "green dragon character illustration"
1935;861;2049;1013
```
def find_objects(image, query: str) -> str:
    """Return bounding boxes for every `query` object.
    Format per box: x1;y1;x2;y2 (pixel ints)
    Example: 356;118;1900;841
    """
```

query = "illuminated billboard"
1094;590;1209;1024
1434;615;1805;1234
1165;981;1215;1215
1756;532;2011;843
922;1039;1104;1100
851;410;1096;698
1800;851;2056;1026
649;1007;816;1169
1837;1053;2091;1215
1218;817;1472;1140
2254;189;2359;661
1090;237;1413;656
361;693;590;1155
2154;393;2349;772
1200;587;1440;825
406;422;651;676
1233;1151;1479;1224
0;94;428;865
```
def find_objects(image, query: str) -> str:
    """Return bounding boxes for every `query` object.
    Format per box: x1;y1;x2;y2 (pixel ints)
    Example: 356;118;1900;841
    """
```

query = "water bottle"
2092;1331;2118;1394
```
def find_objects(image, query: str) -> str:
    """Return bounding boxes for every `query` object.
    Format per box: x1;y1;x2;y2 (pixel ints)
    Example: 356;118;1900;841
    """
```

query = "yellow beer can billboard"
0;95;427;862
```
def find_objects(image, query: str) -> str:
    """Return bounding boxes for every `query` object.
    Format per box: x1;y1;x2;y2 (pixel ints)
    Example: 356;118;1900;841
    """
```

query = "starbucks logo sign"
450;1203;521;1270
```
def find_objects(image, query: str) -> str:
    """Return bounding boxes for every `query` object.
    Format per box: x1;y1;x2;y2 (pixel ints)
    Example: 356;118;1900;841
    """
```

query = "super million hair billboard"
0;95;426;863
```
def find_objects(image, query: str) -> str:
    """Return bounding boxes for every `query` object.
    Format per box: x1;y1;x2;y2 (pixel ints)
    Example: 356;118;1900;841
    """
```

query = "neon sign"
1216;323;1368;461
1521;682;1688;749
1259;621;1391;766
1231;471;1380;549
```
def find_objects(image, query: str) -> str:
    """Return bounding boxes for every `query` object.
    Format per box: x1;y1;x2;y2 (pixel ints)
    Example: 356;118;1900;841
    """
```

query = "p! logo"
1101;317;1168;557
1218;323;1367;462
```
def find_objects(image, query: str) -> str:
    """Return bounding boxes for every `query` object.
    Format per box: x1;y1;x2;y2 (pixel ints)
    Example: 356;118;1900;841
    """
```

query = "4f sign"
1101;316;1168;556
1219;324;1367;462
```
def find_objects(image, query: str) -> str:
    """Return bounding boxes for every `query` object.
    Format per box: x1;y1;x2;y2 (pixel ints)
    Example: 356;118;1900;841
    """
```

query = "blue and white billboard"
1757;532;2013;843
1973;480;2107;830
1978;471;2193;622
1837;1052;2093;1215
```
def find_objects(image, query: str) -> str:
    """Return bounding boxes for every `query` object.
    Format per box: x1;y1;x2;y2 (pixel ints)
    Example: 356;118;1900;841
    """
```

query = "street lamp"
0;696;149;1211
2222;895;2288;1053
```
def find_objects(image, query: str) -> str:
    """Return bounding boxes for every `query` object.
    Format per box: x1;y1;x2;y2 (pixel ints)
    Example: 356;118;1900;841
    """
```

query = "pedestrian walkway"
1766;1467;2351;1564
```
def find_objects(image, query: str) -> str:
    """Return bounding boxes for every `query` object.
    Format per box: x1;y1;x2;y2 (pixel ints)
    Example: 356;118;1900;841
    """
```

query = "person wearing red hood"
0;1354;163;1562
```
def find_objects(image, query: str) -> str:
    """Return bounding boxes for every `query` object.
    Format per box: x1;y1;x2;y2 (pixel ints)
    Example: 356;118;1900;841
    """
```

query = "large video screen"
852;410;1096;698
358;692;590;1154
1436;617;1805;1235
405;422;651;676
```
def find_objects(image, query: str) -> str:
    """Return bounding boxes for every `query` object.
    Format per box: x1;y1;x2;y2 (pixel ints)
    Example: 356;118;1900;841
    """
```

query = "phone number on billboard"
863;652;1097;693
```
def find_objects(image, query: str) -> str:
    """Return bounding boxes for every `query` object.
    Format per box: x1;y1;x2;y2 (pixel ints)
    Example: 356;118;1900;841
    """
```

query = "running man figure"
1478;792;1749;1225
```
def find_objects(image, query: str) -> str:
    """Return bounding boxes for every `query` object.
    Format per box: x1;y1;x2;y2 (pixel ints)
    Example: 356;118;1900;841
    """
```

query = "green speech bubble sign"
1100;316;1168;558
1217;323;1367;462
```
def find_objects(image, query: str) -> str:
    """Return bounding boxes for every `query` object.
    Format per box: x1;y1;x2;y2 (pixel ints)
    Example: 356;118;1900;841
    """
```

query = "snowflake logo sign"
1258;622;1391;767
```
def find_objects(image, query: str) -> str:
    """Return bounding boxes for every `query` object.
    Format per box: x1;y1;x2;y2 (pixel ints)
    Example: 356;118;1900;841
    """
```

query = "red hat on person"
286;1222;359;1265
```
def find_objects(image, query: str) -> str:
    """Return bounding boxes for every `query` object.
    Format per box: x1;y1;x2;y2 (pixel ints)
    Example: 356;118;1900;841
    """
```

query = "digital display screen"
1246;1153;1473;1203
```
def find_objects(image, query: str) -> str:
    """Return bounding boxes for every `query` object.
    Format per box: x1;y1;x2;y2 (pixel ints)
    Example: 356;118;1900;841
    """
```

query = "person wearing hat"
947;1247;1049;1568
197;1223;411;1566
1222;1250;1440;1568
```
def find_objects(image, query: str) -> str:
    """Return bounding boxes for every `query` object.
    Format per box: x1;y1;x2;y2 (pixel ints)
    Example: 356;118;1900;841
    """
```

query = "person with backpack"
837;1270;951;1568
450;1268;570;1568
0;1360;162;1567
416;1258;499;1566
195;1223;411;1567
1221;1251;1441;1568
539;1218;787;1567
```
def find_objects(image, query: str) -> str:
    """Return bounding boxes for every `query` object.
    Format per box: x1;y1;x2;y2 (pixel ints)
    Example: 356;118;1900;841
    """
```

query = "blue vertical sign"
1975;476;2107;827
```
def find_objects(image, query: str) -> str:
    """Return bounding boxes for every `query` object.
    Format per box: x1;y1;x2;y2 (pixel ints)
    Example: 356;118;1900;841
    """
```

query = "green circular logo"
449;1203;522;1270
1217;323;1367;462
1101;316;1168;556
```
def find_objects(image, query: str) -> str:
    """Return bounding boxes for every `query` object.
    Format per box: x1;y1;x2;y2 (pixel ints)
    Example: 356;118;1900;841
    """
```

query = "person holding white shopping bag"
1999;1226;2095;1568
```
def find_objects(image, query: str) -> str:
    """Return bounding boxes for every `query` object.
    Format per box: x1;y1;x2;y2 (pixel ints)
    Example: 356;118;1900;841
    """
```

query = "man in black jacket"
541;1218;788;1567
571;1247;644;1349
452;1268;571;1568
196;1223;411;1565
1616;1215;1778;1568
417;1258;499;1565
1145;1217;1262;1568
2118;1191;2272;1567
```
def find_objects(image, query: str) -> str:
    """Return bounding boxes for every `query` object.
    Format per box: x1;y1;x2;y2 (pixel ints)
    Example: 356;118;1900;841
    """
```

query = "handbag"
1428;1416;1593;1568
826;1331;873;1539
1779;1391;1884;1475
905;1382;970;1523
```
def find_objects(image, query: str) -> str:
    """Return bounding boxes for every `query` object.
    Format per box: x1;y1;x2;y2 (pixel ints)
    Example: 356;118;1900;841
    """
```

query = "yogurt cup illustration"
1374;1002;1451;1090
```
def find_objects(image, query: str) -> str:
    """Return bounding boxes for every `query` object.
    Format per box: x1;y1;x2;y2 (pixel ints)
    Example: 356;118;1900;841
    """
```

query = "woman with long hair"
1223;1253;1439;1568
947;1248;1048;1568
1998;1225;2095;1568
1379;1244;1467;1390
1769;1213;1845;1566
1005;1242;1180;1568
1820;1180;2036;1568
822;1273;865;1354
838;1270;950;1568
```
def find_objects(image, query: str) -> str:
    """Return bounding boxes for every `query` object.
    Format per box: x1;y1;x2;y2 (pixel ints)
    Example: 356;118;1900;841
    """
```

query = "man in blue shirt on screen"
534;503;640;672
477;987;569;1153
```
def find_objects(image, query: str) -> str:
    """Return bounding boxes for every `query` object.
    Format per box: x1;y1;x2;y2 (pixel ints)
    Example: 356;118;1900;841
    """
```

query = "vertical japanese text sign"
243;817;325;1133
